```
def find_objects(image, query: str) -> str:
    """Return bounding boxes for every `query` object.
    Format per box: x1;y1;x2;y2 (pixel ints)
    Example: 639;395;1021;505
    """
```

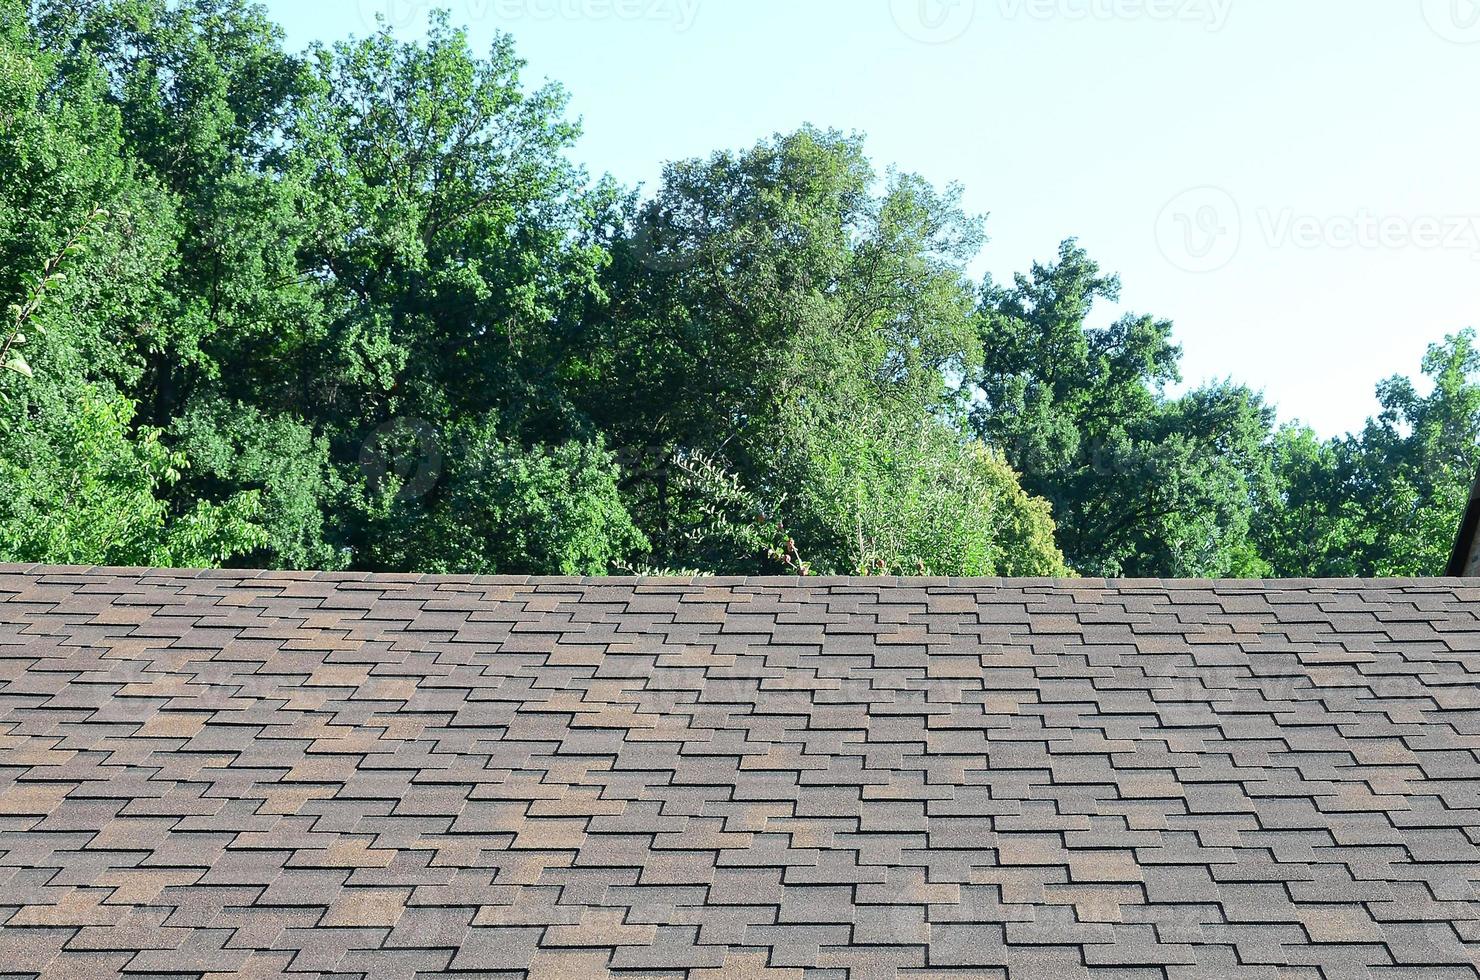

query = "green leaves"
575;127;1029;575
0;382;267;567
1257;331;1480;578
274;11;605;476
169;402;345;570
4;1;1471;580
360;414;648;576
1;202;119;398
786;411;1068;578
970;240;1272;579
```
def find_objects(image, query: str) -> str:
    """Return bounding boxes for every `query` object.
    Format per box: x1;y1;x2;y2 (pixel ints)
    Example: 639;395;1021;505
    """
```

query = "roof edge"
0;563;1475;590
1448;467;1480;577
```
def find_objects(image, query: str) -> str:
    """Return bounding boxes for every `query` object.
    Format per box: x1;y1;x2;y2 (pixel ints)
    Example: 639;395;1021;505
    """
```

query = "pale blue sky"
261;0;1480;437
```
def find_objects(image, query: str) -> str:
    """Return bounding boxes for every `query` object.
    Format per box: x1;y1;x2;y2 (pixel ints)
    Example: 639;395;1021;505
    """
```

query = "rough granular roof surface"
1;566;1479;979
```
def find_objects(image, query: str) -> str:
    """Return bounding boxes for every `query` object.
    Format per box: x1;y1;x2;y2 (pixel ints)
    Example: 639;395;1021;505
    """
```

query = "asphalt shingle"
1;567;1479;978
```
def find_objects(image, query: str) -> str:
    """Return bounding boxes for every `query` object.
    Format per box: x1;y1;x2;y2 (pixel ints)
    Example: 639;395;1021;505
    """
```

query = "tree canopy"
2;1;1473;578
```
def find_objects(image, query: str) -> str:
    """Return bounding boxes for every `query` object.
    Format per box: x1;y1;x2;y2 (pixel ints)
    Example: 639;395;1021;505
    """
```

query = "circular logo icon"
360;418;444;503
1155;186;1242;274
357;0;428;31
628;222;698;274
1422;0;1480;43
889;0;977;44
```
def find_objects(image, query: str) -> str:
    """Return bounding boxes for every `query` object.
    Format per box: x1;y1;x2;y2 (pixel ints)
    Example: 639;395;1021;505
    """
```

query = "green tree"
0;383;265;566
284;14;626;571
573;127;1057;574
291;12;603;437
170;403;344;570
971;240;1275;578
0;3;264;568
32;0;317;415
670;412;1068;578
25;0;336;571
1259;331;1480;578
787;411;1067;577
359;415;646;576
22;3;627;574
10;0;1469;581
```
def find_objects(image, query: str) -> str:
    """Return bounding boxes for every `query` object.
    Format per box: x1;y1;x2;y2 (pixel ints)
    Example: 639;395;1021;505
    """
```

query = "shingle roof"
1449;468;1480;578
2;565;1479;978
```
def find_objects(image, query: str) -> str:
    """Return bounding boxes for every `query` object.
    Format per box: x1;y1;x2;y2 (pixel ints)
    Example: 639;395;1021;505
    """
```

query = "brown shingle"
1;566;1478;977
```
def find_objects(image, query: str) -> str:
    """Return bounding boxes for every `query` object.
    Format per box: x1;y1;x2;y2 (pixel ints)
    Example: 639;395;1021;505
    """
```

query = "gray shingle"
2;566;1479;977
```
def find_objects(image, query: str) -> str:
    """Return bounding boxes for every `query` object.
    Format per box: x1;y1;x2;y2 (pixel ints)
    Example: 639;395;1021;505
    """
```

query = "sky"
259;0;1480;438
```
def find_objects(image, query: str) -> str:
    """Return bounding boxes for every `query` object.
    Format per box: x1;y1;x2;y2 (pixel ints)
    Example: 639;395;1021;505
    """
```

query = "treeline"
2;0;1475;578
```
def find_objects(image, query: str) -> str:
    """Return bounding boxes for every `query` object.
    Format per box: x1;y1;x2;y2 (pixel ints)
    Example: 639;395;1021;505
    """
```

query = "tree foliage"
789;411;1068;578
574;127;1007;574
359;415;646;577
1257;332;1480;578
0;382;265;566
1;1;264;566
1;1;1472;578
971;241;1275;578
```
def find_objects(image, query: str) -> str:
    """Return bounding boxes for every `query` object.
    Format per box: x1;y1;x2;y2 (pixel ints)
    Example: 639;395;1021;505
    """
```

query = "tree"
169;402;344;570
970;240;1275;578
19;3;631;574
291;11;603;438
0;2;265;568
572;127;1053;574
1259;331;1480;578
784;410;1067;577
0;383;265;566
7;0;1469;580
357;414;646;576
670;411;1067;578
32;0;317;416
282;13;630;571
